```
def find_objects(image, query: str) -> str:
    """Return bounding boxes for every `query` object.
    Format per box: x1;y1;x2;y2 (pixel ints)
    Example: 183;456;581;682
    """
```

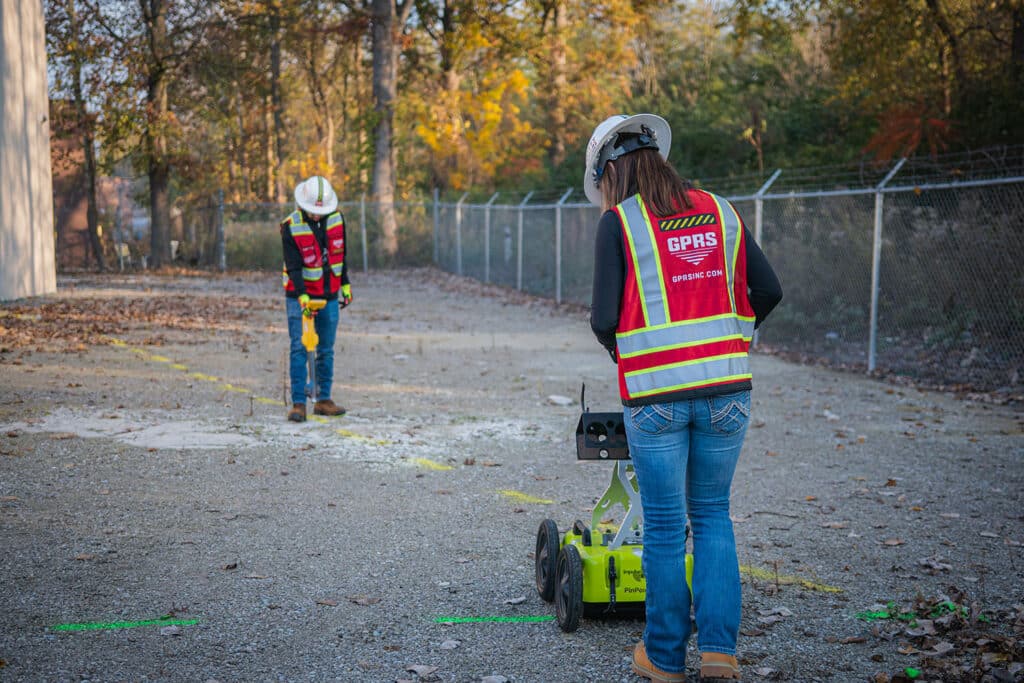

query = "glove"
341;284;352;308
298;293;311;317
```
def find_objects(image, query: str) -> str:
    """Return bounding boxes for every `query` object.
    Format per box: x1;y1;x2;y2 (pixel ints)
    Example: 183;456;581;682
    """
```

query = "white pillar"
0;0;56;300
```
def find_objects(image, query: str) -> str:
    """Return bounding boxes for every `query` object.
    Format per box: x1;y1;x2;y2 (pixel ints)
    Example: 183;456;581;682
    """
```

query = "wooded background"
45;0;1024;269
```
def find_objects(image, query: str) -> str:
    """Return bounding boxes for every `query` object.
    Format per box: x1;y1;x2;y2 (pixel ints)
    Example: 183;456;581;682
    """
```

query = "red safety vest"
614;191;756;404
280;210;345;297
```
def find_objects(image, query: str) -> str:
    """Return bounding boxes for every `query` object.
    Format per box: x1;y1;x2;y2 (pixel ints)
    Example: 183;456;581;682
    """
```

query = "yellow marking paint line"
498;490;554;505
411;457;452;471
106;336;387;445
739;564;842;593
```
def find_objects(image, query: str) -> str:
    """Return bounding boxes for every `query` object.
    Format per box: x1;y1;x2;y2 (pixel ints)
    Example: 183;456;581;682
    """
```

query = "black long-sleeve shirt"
281;210;350;300
590;207;782;355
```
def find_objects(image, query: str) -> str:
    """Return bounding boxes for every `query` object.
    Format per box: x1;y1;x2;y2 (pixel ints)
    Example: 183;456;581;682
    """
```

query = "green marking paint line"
433;616;555;624
739;564;842;593
150;355;172;363
50;617;200;632
254;397;283;406
170;363;188;371
498;489;554;505
412;457;453;471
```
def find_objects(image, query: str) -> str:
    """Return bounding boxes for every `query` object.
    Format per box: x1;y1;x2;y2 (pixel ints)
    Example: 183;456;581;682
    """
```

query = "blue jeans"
624;390;750;673
286;297;339;405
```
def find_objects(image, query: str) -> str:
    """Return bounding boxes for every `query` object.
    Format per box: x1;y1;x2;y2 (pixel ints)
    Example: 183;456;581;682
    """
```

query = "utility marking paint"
412;457;453;471
498;489;554;505
433;616;555;624
50;617;200;632
337;429;390;446
105;337;386;445
739;564;842;593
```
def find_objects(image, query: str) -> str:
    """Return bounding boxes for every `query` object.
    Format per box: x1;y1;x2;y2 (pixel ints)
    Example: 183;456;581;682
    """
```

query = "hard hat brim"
584;114;672;207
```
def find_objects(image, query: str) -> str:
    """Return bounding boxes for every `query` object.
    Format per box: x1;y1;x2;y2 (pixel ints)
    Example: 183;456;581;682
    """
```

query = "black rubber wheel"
572;519;592;546
535;519;560;602
555;545;584;632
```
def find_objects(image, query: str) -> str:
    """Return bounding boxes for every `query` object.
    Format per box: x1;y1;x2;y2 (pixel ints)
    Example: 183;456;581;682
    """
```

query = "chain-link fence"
430;150;1024;394
164;148;1022;393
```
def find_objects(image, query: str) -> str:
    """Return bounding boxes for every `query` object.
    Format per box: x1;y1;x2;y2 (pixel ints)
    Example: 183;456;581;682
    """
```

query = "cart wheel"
572;519;592;546
535;519;560;602
555;545;584;632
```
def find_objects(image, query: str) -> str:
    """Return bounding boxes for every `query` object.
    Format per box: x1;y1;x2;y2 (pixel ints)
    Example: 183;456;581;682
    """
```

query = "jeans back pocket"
708;391;750;435
629;403;673;435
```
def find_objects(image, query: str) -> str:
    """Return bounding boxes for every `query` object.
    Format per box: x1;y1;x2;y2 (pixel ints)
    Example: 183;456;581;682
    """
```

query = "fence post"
754;169;782;246
360;193;368;273
752;170;781;347
432;187;439;265
517;191;533;291
555;188;573;303
484;192;499;283
868;158;906;373
216;189;226;271
455;192;468;276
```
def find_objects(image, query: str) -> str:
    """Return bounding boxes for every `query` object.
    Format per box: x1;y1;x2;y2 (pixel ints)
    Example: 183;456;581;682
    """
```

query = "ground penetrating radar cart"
536;387;696;634
534;387;692;632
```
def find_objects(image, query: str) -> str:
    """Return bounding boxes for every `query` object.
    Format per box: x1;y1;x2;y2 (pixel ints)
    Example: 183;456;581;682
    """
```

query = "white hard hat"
583;114;671;207
294;175;338;215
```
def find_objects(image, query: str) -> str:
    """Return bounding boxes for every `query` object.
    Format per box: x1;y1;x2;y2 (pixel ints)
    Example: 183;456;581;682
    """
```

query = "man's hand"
298;293;311;317
341;284;352;308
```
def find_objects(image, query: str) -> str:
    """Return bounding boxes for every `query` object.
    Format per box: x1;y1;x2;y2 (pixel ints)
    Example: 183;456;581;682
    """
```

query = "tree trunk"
370;0;404;260
68;0;105;270
145;0;171;268
270;5;286;202
547;0;567;168
1012;4;1024;70
265;95;275;201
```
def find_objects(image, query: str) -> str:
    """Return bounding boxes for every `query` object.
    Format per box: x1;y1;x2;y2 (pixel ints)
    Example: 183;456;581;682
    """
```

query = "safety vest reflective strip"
617;314;755;357
619;196;669;327
615;194;752;398
326;214;344;276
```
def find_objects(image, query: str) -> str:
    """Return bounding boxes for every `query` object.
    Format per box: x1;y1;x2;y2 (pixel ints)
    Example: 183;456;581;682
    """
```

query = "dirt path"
1;269;1021;682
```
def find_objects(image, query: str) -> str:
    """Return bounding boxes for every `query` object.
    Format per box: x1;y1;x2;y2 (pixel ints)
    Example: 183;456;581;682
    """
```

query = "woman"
587;114;782;682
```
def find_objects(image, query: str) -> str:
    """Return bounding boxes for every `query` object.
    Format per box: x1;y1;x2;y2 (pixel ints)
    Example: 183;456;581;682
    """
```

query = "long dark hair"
599;148;694;215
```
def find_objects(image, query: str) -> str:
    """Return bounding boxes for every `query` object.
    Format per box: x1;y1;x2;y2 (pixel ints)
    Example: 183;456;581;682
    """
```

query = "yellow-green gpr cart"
535;390;693;632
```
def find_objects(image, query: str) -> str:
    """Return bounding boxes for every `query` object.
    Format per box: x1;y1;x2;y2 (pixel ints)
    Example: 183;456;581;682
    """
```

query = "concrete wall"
1;0;56;301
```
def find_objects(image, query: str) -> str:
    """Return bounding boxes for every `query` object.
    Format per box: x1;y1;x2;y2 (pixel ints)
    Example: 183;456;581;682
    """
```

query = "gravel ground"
0;268;1021;683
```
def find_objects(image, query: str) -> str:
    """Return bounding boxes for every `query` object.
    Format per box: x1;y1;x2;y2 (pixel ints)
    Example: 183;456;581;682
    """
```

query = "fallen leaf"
74;553;95;561
159;625;181;636
980;531;999;538
346;595;379;606
316;598;338;606
221;562;238;570
882;538;905;546
440;639;460;650
841;636;867;644
920;641;955;657
504;596;526;605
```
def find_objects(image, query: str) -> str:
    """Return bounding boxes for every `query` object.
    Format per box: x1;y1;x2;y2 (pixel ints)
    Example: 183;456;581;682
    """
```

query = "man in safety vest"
587;114;782;682
281;175;352;422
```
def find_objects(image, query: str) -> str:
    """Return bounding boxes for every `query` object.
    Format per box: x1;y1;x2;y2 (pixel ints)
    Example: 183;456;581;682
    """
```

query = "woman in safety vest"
281;175;352;423
587;114;782;683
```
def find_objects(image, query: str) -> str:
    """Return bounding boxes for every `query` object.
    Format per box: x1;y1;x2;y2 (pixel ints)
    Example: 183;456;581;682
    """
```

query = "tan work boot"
287;403;306;422
700;652;741;681
313;399;346;416
631;641;687;682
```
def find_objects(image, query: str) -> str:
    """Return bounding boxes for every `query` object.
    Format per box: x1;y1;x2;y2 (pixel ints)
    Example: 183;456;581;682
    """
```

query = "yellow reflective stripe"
291;224;313;236
619;201;652;328
629;372;753;398
326;213;342;229
620;195;669;326
619;333;749;360
330;263;343;276
624;352;752;397
302;267;323;280
708;193;742;313
616;314;755;355
624;351;749;378
638;197;671;325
